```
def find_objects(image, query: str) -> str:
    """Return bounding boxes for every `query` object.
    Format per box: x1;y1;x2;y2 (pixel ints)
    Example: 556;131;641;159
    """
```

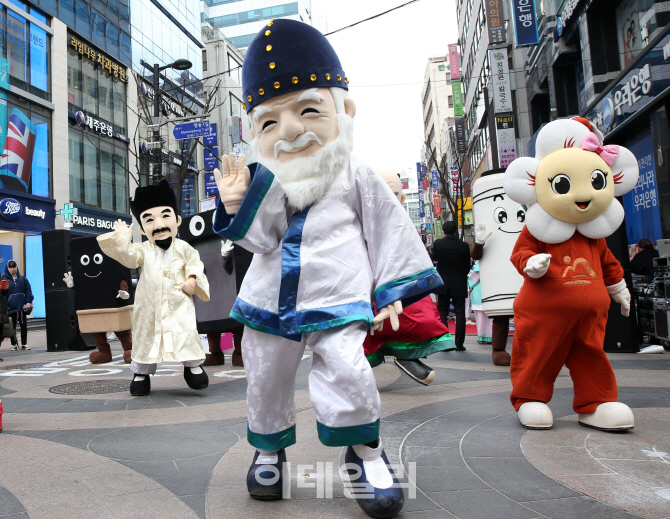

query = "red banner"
434;193;441;216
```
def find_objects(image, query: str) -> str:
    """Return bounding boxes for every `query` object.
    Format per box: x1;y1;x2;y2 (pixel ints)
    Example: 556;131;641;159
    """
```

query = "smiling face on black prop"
71;236;134;311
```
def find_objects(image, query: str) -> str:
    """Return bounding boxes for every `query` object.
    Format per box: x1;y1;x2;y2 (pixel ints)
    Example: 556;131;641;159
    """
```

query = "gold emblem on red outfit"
562;256;597;285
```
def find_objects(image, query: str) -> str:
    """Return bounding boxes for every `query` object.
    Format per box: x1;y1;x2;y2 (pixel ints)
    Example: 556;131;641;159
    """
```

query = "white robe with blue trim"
213;156;442;341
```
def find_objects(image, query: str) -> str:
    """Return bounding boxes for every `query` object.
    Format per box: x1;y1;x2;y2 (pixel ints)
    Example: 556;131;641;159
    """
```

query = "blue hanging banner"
204;123;217;146
431;169;439;190
416;162;424;218
622;132;662;246
205;172;218;197
512;0;539;46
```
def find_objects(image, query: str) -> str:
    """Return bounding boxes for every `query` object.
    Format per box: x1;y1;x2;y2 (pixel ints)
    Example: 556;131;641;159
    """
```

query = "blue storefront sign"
181;176;195;217
512;0;539;46
431;169;439;190
71;204;131;235
0;189;54;232
584;25;670;138
205;147;219;171
204;123;217;147
621;132;662;246
205;172;218;197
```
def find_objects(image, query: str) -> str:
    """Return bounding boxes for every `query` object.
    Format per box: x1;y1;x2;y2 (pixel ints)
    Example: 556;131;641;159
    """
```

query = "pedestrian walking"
5;260;33;351
431;221;471;351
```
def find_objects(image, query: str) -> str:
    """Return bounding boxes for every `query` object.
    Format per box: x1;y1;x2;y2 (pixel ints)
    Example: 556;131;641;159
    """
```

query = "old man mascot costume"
503;117;638;431
97;180;210;396
212;19;441;518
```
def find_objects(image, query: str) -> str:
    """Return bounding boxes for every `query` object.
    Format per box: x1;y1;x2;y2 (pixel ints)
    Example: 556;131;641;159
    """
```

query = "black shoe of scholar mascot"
183;366;209;390
344;443;405;518
130;374;150;396
394;358;436;386
246;448;286;500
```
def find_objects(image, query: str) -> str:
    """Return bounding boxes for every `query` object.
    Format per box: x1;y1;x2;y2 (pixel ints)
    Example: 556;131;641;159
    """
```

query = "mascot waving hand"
504;117;639;432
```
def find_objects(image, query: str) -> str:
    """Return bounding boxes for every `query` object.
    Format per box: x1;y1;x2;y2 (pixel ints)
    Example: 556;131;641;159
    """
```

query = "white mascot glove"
523;253;552;278
607;279;631;317
221;239;234;258
63;271;74;288
116;290;130;300
474;224;492;245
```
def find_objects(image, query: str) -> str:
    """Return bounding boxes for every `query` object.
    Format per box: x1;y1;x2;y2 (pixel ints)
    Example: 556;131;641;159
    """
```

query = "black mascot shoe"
393;358;436;386
343;443;404;518
246;448;286;500
130;374;150;396
183;366;209;390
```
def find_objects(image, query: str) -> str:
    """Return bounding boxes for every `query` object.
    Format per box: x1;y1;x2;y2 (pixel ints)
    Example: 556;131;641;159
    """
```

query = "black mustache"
152;227;171;236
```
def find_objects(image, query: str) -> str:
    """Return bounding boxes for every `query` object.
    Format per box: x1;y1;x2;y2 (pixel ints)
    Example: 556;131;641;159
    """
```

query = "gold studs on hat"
267;21;273;27
259;88;265;95
274;81;280;89
344;77;349;84
242;101;246;110
266;45;272;51
337;74;342;81
265;30;271;36
310;74;316;81
325;73;331;80
292;76;299;84
247;95;252;102
269;62;276;69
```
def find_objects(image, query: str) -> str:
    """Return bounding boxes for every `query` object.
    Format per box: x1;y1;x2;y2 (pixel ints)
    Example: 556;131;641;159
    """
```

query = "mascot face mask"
503;118;639;244
130;179;182;248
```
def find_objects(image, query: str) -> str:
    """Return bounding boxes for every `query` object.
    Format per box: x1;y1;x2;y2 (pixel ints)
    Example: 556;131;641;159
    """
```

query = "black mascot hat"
130;179;179;224
242;18;348;114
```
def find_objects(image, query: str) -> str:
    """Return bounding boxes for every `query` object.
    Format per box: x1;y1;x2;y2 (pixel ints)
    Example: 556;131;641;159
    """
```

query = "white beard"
250;114;354;211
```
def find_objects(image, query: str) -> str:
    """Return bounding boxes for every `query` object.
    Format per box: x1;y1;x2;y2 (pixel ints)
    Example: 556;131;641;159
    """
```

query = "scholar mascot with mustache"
504;117;639;432
212;19;442;518
97;179;210;396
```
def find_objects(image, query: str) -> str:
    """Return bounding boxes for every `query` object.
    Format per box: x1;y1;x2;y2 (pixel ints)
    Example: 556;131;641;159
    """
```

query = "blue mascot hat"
242;19;348;114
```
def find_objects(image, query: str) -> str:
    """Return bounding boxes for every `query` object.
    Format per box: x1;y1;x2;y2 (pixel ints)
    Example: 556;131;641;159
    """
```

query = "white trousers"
244;322;381;442
131;359;202;374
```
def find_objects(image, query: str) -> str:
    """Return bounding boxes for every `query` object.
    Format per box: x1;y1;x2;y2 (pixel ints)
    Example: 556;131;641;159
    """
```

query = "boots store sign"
0;192;55;232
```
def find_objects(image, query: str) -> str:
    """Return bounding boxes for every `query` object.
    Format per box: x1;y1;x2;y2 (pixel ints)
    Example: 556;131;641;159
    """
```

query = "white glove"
523;253;552;278
63;271;74;288
607;279;631;317
116;290;130;300
475;224;492;245
221;239;234;258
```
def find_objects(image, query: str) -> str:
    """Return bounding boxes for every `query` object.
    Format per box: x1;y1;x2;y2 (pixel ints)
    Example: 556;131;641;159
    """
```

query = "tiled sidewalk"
0;331;669;518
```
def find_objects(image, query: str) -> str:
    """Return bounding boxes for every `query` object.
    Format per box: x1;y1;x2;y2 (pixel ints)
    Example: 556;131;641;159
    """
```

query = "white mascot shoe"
578;402;634;431
517;402;553;430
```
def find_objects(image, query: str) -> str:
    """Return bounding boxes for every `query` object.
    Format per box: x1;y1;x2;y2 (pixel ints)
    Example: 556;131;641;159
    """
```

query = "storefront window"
68;126;128;213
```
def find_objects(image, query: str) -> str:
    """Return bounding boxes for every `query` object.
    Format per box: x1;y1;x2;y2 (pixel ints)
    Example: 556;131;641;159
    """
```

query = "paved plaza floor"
0;331;669;519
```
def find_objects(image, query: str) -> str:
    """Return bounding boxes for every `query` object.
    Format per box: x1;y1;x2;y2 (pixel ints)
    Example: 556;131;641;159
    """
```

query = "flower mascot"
503;117;638;431
211;18;442;518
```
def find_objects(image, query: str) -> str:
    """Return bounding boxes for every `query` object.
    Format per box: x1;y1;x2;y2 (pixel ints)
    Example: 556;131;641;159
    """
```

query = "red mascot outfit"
503;117;639;431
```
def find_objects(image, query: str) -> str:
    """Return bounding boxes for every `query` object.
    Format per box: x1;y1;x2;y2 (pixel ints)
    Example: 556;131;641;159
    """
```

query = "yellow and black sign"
70;35;126;82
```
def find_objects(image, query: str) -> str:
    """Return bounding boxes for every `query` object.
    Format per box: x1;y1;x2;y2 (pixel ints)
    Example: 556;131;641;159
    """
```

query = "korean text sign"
512;0;539;46
485;0;506;44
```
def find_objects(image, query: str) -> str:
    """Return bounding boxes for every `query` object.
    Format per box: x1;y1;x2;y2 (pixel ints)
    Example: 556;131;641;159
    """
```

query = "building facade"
201;0;313;49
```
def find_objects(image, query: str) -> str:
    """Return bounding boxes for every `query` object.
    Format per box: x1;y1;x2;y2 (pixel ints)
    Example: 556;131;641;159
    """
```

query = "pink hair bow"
582;132;619;166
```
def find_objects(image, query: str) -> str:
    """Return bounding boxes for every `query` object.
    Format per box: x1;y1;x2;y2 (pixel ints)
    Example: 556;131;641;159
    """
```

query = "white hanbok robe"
97;231;210;364
212;156;443;340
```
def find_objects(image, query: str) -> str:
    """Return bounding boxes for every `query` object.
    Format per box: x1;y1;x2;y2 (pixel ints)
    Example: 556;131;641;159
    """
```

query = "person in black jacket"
0;276;15;358
630;238;659;279
431;221;472;350
5;260;33;350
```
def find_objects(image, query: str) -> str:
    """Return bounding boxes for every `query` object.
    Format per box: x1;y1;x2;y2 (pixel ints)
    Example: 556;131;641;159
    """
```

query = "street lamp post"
151;58;193;183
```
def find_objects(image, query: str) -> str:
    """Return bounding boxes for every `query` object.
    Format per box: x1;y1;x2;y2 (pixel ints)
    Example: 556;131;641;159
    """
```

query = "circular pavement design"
522;407;670;519
49;379;129;395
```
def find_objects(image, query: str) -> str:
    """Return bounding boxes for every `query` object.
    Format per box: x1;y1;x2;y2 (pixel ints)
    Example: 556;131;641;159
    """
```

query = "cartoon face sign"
71;236;134;311
504;118;639;244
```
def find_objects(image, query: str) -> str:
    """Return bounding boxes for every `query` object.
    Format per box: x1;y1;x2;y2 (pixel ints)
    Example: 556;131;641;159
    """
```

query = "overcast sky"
313;0;459;175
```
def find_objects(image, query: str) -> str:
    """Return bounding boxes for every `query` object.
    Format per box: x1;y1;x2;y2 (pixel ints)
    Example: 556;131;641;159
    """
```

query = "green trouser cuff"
478;336;492;343
317;419;380;447
247;424;296;451
369;334;456;365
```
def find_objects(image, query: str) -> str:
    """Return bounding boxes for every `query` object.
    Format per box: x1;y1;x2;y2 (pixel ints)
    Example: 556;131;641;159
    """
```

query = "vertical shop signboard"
448;45;461;80
452;81;464;116
512;0;540;46
455;117;467;153
431;169;439;190
489;48;513;113
485;0;506;44
416;163;424;218
433;192;441;216
451;166;461;198
496;115;517;167
621;132;662;245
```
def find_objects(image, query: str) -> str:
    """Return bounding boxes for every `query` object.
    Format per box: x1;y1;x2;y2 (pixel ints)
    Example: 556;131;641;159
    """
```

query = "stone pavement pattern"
0;331;669;518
